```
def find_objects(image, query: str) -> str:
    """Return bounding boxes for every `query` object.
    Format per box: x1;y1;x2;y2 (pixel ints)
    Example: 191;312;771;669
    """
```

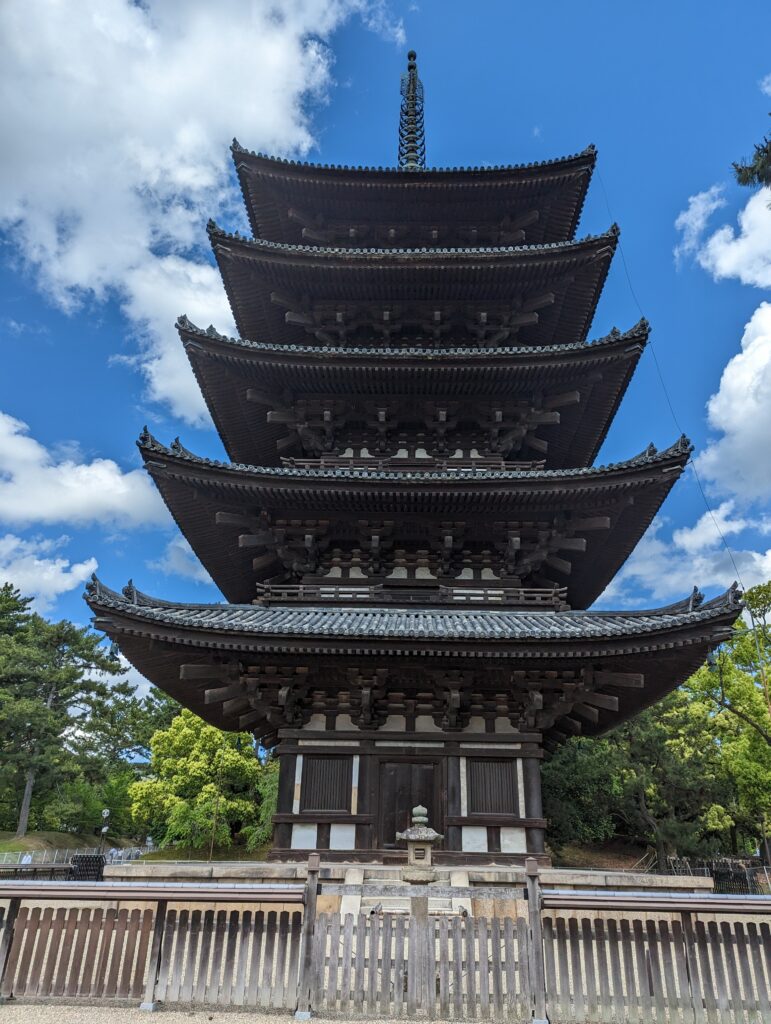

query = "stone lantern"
397;805;443;882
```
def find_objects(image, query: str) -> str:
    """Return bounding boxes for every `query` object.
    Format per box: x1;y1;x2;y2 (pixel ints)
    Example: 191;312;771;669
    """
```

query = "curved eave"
179;317;648;469
138;435;691;609
209;226;617;348
85;577;741;739
232;143;597;246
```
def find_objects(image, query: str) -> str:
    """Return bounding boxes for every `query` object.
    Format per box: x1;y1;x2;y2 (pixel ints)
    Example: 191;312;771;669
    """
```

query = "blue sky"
2;0;771;652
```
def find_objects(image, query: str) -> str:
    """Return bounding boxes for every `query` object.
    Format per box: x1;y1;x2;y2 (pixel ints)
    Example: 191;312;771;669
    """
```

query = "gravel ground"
0;1008;295;1023
0;1008;413;1024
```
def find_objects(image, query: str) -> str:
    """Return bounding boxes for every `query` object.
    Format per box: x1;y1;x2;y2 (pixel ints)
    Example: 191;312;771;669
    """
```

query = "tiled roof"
137;429;692;482
86;576;741;644
176;315;649;361
230;139;597;177
207;220;619;258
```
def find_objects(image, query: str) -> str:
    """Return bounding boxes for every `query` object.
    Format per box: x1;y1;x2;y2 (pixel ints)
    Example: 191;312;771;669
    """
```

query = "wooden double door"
378;760;443;850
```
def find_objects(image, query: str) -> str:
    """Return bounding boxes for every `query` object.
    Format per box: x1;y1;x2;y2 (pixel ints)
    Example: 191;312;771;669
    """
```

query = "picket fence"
0;872;770;1020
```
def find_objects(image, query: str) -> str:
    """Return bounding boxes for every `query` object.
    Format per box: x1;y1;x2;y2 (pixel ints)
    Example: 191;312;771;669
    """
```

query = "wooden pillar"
524;756;545;854
295;852;320;1018
525;858;549;1024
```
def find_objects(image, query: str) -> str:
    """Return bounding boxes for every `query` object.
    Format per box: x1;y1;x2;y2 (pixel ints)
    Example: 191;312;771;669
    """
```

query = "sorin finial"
398;50;426;170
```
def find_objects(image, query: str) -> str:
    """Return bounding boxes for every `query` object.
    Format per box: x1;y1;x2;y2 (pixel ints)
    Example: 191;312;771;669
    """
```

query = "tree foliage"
733;115;771;189
544;582;771;861
0;582;178;839
129;709;276;851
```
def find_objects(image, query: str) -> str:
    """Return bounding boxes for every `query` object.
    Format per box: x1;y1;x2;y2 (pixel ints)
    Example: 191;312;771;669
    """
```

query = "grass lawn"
0;831;134;853
139;842;272;862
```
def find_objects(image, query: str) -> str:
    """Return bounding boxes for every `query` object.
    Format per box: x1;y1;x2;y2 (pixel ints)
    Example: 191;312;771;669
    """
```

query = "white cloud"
0;411;167;527
695;303;771;500
0;534;97;612
673;185;726;265
149;534;213;585
760;73;771;96
0;0;404;425
599;512;771;607
696;189;771;288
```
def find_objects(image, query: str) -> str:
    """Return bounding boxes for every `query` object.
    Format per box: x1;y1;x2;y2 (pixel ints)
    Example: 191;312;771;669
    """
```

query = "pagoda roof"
179;316;648;469
138;431;691;609
85;575;742;738
209;223;618;348
232;141;597;246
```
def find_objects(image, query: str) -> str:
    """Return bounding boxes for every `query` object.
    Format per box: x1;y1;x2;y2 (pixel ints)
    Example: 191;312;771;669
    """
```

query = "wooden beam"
595;671;644;689
572;702;600;724
579;691;620;711
180;664;229;681
204;682;245;705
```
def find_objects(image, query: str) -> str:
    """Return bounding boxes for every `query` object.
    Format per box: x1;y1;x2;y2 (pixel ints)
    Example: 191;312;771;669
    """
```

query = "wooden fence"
0;866;770;1020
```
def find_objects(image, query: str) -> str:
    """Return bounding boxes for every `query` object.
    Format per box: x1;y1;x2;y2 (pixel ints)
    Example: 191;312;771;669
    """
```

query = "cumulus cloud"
149;534;213;585
760;73;771;96
673;185;726;265
0;411;167;527
0;534;97;612
0;0;404;424
599;510;771;608
694;303;771;500
696;189;771;288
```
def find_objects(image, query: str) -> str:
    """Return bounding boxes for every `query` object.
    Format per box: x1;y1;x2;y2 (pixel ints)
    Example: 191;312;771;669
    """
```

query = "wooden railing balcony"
280;455;546;472
253;582;570;609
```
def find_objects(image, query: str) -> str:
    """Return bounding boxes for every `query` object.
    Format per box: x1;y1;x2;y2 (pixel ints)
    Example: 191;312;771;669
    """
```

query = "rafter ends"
594;670;644;689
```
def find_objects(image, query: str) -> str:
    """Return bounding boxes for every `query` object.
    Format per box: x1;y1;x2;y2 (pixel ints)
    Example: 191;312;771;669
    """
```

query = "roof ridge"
137;428;691;479
176;315;648;358
206;219;619;258
230;138;598;176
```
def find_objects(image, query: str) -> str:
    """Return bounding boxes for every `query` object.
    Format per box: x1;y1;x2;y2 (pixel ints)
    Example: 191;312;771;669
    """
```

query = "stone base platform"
105;858;714;917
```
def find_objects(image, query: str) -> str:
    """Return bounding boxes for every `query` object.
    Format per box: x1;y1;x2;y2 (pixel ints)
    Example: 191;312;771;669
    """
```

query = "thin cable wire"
596;168;748;592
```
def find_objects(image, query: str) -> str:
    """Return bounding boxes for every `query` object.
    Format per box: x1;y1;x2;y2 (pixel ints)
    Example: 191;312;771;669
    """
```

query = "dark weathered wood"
631;919;651;1022
381;912;393;1015
618;918;639;1023
81;907;104;997
105;906;128;998
180;908;201;1003
297;851;319;1013
406;915;418;1017
66;907;91;998
323;909;339;1011
593;918;611;1024
694;918;719;1024
165;908;187;1003
29;905;54;995
205;909;228;1003
245;909;264;1006
287;910;303;1007
354;912;367;1013
259;909;277;1008
581;918;598;1021
367;911;381;1014
746;922;771;1018
438;916;450;1019
477;916;490;1019
339;912;354;1014
140;900;167;1008
394;914;407;1018
119;908;142;998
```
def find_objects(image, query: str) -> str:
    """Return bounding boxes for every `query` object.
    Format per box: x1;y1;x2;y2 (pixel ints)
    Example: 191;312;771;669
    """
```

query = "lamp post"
99;807;110;855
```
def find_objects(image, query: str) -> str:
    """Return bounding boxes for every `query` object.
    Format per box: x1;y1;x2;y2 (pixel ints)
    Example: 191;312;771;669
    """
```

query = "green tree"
542;737;624;847
129;709;273;852
0;587;125;837
733;115;771;190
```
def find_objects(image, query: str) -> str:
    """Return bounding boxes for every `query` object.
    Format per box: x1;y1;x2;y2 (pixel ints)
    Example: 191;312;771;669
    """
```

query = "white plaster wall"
290;823;317;849
500;827;527;854
461;826;488;853
329;824;356;850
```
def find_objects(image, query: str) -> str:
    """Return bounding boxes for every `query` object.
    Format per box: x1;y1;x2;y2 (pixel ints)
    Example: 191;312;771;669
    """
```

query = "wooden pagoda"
86;52;742;863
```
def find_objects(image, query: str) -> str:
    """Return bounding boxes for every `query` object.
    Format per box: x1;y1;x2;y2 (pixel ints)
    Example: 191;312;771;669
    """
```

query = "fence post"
139;899;168;1012
0;898;21;1002
410;893;431;1012
295;851;320;1019
525;857;549;1024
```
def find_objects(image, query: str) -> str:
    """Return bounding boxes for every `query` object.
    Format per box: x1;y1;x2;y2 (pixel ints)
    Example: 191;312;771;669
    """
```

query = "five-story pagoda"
86;53;742;863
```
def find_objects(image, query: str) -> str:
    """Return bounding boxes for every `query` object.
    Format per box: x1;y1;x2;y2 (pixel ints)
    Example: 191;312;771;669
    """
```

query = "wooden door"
378;761;438;849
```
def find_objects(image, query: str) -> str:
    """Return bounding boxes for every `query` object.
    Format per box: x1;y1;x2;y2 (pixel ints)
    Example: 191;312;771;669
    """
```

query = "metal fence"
0;845;147;867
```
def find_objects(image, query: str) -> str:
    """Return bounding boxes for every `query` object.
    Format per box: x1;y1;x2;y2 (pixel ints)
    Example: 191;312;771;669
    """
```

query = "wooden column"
524;756;546;854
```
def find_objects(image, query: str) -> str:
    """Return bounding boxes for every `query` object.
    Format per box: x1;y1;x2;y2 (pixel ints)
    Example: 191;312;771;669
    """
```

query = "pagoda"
86;53;742;863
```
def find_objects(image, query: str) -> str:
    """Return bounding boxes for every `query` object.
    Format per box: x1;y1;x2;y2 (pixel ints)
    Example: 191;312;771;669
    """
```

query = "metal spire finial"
398;50;426;170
